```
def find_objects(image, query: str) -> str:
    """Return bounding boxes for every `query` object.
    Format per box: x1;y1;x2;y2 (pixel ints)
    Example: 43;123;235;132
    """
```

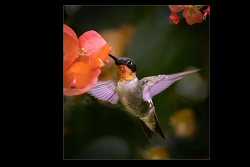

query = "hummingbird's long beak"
109;54;121;65
109;54;117;60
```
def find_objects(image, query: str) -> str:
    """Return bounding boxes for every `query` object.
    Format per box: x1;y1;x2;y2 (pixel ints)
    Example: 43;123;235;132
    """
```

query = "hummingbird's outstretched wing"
140;69;200;101
87;80;119;104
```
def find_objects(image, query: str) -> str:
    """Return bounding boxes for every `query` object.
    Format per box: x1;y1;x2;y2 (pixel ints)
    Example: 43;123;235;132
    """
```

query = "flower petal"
204;6;209;15
63;24;79;47
91;58;105;69
182;9;188;18
90;43;110;69
203;6;210;20
63;32;78;73
63;62;91;89
96;43;110;62
183;9;203;25
78;30;107;57
168;5;186;12
63;68;101;96
169;11;180;25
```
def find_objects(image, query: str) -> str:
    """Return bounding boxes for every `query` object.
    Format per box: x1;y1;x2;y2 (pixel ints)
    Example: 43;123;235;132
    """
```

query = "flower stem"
195;5;204;12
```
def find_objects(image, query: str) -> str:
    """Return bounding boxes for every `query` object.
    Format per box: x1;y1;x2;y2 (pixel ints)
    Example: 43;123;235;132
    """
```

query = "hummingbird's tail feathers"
154;114;166;140
141;69;200;101
141;120;154;140
140;114;166;140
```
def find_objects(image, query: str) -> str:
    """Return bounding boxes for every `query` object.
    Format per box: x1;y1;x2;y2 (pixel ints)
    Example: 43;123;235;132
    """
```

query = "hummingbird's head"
109;54;137;82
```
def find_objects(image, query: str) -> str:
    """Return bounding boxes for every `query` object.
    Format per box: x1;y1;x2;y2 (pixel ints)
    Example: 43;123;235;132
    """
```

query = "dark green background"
63;5;209;159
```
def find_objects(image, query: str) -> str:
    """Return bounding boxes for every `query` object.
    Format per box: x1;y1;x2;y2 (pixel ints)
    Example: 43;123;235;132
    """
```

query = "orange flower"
63;24;111;96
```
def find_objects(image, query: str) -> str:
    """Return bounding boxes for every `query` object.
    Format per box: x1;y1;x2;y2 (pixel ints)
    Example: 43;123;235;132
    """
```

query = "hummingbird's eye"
127;60;132;65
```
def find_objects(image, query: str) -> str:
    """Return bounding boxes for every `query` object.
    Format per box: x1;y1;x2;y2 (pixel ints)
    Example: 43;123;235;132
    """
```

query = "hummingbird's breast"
117;77;149;118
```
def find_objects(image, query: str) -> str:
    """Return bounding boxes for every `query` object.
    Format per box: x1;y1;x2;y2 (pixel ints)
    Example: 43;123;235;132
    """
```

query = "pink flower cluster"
169;5;209;25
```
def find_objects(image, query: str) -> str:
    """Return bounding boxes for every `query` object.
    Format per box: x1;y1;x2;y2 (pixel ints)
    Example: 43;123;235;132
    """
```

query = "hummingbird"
88;54;199;140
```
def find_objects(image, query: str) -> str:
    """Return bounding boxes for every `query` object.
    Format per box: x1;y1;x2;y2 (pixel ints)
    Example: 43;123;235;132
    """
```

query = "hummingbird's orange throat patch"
116;65;136;82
